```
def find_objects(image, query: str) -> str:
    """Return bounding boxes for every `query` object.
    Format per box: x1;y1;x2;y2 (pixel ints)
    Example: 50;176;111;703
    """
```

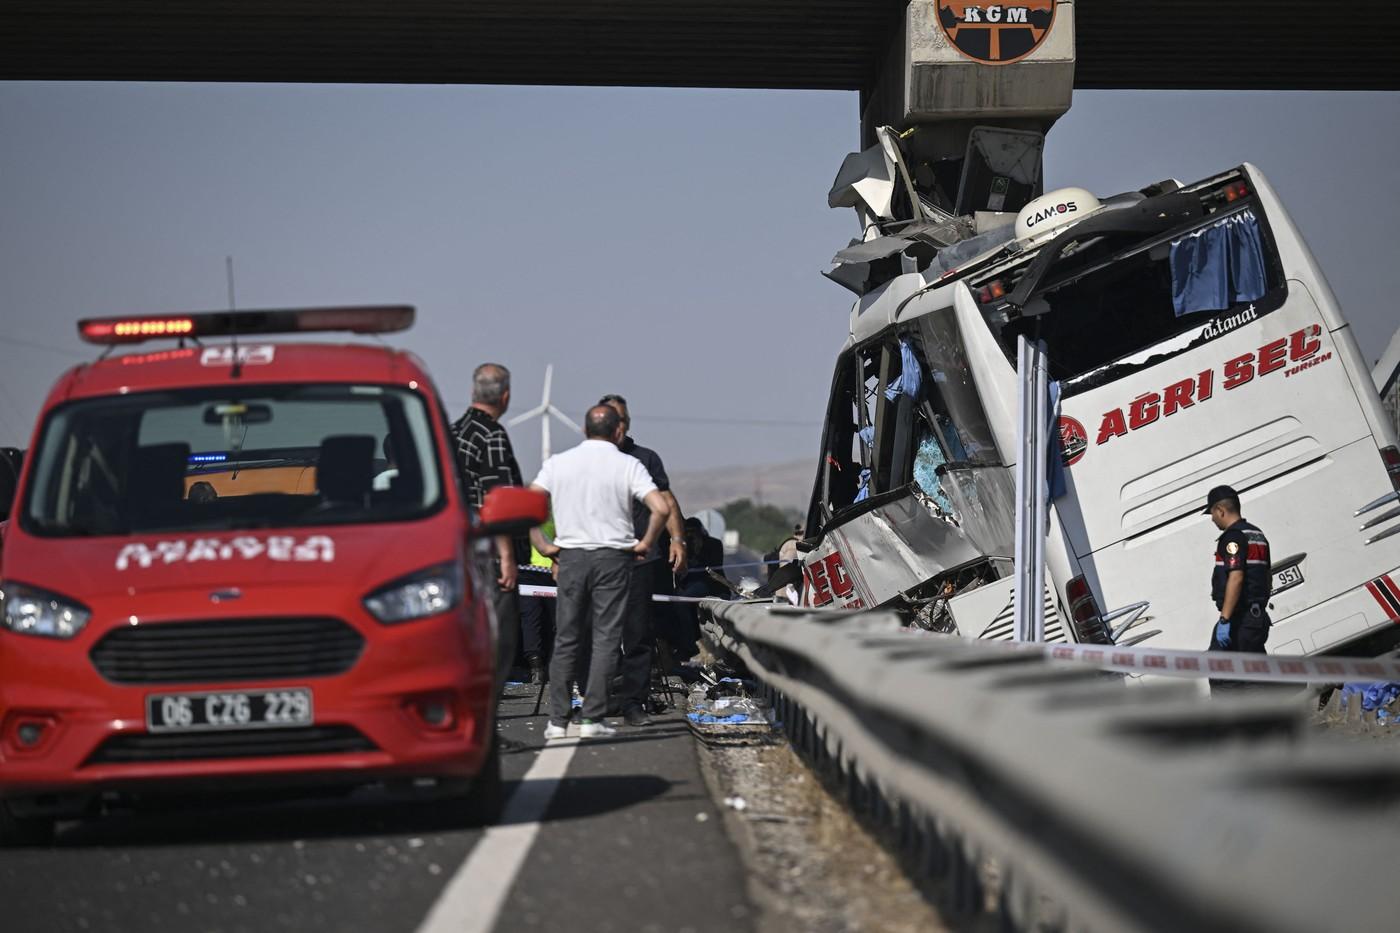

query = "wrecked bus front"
800;280;1046;635
804;164;1400;656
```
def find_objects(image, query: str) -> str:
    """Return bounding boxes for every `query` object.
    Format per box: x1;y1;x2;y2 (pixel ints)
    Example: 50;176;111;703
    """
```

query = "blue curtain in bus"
1169;208;1267;317
884;338;924;402
853;467;872;503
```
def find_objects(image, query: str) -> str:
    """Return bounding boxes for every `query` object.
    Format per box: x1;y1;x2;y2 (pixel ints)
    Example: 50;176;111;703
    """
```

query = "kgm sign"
937;2;1056;65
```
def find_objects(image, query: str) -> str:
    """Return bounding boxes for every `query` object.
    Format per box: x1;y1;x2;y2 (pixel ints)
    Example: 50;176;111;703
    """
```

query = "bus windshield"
23;383;444;537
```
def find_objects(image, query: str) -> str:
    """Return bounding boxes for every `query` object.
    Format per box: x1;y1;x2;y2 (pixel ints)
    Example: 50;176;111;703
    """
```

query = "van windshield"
23;384;444;537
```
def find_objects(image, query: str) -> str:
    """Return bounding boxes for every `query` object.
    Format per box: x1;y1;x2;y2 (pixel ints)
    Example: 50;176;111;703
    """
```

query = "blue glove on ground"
1214;618;1232;648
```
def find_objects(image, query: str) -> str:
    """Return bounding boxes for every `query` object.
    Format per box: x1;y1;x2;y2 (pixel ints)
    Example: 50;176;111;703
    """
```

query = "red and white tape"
1029;640;1400;683
519;583;710;605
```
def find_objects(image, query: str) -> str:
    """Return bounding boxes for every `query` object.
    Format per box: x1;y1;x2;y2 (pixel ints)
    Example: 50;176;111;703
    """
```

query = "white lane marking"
416;737;580;933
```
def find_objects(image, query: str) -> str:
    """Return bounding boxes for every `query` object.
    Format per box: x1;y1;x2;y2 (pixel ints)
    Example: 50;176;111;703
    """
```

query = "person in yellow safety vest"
520;517;556;684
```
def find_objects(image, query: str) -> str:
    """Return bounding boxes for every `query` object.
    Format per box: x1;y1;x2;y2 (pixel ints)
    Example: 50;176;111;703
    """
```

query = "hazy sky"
1;83;1396;477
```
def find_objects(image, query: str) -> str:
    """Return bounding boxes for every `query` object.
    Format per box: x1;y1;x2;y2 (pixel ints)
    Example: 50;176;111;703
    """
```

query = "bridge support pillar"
861;1;1077;148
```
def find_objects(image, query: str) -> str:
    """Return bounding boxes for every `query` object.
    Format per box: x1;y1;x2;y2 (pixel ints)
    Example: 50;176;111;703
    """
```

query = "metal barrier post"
1014;334;1049;642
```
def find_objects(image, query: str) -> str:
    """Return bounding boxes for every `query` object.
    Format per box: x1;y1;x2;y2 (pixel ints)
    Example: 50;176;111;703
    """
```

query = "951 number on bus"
1271;564;1304;595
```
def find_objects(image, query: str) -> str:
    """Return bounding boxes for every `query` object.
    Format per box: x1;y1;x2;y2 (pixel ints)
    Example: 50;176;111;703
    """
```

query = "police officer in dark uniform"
1205;484;1272;655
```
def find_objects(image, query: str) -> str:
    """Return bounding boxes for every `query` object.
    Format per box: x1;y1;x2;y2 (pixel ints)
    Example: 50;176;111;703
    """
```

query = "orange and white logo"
936;2;1056;65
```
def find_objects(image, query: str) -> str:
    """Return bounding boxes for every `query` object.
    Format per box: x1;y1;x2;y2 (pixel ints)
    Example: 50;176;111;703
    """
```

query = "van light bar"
77;305;414;346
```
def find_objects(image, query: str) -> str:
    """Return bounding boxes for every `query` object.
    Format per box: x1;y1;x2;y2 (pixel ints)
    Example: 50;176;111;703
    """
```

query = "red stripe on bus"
1377;575;1400;621
1368;580;1400;621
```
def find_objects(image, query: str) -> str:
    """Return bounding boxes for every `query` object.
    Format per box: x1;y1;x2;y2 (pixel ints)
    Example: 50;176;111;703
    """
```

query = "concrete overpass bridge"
4;1;1398;92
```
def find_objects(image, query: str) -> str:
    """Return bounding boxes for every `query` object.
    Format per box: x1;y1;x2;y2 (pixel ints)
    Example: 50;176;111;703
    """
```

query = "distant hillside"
668;458;814;514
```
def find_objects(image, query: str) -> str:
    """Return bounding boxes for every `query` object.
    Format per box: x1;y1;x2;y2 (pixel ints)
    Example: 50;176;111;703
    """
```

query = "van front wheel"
441;735;504;828
0;800;56;847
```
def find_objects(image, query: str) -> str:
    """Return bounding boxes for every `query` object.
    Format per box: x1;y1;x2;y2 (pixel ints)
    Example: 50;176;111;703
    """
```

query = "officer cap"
1203;484;1240;514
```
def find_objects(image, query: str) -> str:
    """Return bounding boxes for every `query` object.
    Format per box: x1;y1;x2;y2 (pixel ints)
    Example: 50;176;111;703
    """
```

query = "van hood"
4;523;453;601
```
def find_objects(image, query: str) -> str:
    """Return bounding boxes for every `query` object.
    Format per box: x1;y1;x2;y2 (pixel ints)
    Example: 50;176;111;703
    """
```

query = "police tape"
518;584;709;604
1020;639;1400;684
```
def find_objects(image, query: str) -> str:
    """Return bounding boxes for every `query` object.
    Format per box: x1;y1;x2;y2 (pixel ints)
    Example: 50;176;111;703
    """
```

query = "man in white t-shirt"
531;405;670;739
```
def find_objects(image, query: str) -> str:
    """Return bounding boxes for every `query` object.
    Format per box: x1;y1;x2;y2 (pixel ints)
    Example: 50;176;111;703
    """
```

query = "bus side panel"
1267;563;1400;656
1057;289;1370;554
1077;436;1400;651
1246;164;1397;445
1054;285;1400;651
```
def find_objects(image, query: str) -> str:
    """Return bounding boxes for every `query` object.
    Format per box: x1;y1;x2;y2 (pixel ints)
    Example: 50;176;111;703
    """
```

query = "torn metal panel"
801;488;983;610
822;261;879;298
828;141;897;219
832;234;916;265
826;124;1042;300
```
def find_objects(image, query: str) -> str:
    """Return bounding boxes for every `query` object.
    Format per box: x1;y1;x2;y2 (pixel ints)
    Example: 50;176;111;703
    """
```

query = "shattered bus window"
913;311;1000;466
812;354;861;524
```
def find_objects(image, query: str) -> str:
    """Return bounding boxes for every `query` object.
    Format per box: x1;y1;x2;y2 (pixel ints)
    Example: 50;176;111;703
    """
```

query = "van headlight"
0;582;92;639
363;563;464;624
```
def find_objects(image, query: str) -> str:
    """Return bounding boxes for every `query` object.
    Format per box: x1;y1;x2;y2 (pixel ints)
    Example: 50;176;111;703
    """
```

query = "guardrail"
699;599;1400;933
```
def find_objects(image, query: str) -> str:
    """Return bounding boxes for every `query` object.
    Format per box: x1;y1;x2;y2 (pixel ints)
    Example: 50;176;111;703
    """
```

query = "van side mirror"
476;486;547;538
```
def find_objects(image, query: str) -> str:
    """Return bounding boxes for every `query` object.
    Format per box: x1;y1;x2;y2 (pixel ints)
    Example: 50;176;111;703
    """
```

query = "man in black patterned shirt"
452;363;525;694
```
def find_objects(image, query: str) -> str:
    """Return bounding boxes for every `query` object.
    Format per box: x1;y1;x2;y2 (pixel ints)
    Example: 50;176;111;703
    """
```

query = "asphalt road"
1;684;754;933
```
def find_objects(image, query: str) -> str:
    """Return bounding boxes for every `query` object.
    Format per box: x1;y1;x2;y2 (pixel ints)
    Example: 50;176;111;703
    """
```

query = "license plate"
145;688;313;733
1271;563;1304;595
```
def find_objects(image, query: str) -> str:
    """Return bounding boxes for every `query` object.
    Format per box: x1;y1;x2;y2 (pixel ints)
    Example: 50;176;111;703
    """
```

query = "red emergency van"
0;306;544;844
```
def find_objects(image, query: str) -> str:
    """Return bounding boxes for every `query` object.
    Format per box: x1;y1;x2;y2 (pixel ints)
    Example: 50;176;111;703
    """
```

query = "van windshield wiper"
29;518;111;537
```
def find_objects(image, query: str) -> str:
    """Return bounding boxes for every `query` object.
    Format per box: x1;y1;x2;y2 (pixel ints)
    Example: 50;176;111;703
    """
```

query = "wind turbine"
507;364;580;462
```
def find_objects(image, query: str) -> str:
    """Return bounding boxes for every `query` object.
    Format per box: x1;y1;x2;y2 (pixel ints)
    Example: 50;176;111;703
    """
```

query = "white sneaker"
543;722;569;740
577;719;616;739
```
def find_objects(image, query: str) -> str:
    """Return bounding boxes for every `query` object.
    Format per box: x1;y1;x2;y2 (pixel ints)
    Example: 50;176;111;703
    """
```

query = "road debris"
697;738;948;933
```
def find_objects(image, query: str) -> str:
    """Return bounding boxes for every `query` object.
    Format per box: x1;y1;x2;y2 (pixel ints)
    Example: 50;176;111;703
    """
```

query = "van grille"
90;617;365;685
86;726;376;764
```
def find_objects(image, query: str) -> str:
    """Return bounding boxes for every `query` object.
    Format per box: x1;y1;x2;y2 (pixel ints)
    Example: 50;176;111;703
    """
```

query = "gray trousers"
616;559;659;712
549;547;633;724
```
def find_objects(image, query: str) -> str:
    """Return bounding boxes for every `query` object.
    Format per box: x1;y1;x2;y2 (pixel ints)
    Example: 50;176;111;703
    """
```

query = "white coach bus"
799;164;1400;655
